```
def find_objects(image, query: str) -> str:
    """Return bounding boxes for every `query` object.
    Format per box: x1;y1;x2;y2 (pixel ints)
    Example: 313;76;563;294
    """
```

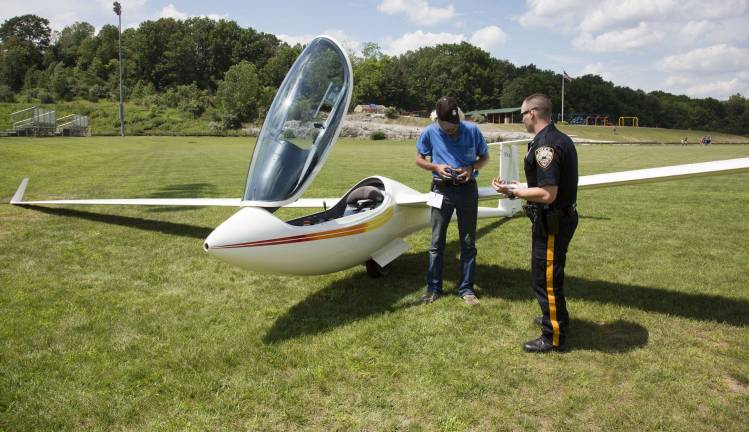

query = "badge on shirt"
535;146;554;169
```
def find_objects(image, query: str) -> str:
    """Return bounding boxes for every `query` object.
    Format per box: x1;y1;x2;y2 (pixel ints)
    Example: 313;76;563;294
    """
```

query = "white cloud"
469;26;507;53
581;62;606;76
157;4;225;21
518;0;747;33
381;26;507;57
579;0;676;33
660;44;749;73
515;0;589;32
660;46;749;97
381;30;464;56
574;22;665;52
377;0;456;25
277;31;361;55
515;0;749;98
278;34;314;47
666;74;749;98
580;62;634;87
159;4;187;20
517;0;749;49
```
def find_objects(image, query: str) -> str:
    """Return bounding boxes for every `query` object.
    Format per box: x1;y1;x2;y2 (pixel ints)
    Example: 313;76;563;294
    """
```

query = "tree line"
1;14;747;134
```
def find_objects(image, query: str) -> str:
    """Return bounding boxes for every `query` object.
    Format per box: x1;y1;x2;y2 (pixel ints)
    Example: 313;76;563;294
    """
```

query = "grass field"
1;136;748;431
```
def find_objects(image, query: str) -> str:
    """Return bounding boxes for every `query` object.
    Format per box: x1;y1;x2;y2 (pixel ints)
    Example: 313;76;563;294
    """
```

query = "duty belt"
524;203;577;218
556;203;577;216
432;178;476;187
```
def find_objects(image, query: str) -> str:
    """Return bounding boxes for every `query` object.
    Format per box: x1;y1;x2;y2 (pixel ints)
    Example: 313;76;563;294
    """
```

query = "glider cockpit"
287;179;386;227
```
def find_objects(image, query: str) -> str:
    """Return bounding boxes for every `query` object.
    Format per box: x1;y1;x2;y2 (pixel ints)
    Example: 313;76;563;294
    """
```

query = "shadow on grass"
578;214;610;221
145;182;221;213
265;219;749;344
20;205;213;239
568;319;648;353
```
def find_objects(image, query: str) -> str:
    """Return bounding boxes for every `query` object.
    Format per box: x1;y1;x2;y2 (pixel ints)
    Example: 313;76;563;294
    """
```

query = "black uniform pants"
531;212;578;347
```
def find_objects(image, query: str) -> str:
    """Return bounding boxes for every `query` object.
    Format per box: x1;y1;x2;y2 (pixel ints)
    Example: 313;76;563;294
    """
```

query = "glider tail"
496;142;522;216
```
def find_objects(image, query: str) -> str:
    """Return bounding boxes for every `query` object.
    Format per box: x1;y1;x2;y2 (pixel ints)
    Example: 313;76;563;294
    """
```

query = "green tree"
361;42;383;61
500;71;560;109
216;60;260;122
0;38;43;90
50;62;73;100
379;56;408;109
353;56;384;105
0;14;51;49
261;43;301;88
399;42;498;111
55;22;95;67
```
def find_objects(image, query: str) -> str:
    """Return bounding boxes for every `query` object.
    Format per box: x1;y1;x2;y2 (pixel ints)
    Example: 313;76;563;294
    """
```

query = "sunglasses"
521;107;538;117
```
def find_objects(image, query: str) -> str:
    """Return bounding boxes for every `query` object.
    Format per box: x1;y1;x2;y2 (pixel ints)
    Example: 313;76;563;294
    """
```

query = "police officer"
416;97;489;306
492;93;578;352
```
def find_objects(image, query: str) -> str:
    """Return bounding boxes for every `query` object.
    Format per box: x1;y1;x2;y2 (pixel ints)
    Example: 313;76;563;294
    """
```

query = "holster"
525;204;561;236
523;204;537;222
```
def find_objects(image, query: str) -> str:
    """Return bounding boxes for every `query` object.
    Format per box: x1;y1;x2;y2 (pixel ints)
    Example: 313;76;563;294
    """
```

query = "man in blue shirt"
416;97;490;306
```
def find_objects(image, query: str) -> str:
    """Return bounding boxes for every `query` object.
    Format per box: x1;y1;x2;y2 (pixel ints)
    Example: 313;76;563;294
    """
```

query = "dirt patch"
725;376;749;395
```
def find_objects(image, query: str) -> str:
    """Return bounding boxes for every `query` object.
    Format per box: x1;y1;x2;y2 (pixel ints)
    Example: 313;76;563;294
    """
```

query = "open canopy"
242;36;353;208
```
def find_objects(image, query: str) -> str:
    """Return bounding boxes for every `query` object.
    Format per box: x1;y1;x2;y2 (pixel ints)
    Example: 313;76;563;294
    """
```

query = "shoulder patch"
535;146;554;169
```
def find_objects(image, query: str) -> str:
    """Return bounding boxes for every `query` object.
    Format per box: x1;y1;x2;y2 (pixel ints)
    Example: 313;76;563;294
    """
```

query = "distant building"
465;107;521;124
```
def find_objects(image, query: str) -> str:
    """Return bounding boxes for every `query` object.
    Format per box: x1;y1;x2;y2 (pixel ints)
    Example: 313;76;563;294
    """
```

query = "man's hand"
455;165;473;182
492;177;516;195
435;164;454;179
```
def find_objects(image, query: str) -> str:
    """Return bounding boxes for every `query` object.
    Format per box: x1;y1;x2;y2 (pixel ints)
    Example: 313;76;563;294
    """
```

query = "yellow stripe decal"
215;207;394;249
546;234;560;347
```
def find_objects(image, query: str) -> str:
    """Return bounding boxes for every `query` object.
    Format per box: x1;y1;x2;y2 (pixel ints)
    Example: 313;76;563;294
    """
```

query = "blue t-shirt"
416;121;488;178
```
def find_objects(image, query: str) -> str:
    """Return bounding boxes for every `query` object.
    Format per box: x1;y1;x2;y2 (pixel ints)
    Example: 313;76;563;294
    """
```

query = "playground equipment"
618;116;639;127
568;113;612;126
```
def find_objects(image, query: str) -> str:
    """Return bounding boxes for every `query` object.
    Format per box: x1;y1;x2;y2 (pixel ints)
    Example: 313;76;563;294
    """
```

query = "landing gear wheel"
365;259;388;278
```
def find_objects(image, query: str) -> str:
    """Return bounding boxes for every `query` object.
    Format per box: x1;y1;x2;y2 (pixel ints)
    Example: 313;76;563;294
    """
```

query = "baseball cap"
435;97;460;124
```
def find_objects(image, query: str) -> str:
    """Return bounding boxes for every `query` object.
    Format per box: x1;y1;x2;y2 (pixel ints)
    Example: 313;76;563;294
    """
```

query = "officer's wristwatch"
506;189;517;200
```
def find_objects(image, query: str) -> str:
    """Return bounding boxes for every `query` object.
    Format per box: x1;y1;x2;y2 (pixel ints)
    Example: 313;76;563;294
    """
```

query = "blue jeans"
427;181;478;297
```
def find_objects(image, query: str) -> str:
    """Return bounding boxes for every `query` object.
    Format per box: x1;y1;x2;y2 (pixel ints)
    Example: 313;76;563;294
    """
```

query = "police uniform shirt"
524;123;578;208
417;121;488;179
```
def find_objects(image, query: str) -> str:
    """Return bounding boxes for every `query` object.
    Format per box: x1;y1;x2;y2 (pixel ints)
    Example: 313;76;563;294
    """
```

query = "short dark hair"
436;97;460;124
523;93;552;120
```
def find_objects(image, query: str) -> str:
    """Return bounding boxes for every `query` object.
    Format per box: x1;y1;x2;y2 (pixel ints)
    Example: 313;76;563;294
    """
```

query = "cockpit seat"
345;186;384;211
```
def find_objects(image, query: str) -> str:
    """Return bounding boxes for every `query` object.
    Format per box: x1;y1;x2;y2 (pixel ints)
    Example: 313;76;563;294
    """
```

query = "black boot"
523;336;565;353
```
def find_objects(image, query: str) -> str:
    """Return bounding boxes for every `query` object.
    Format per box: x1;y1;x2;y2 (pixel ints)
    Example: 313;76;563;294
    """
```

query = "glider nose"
202;207;288;269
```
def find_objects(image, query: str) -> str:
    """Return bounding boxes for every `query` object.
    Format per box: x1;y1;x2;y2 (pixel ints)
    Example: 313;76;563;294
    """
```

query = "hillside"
1;101;747;143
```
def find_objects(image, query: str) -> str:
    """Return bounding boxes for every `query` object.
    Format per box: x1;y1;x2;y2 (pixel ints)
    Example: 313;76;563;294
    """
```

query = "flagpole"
561;73;565;123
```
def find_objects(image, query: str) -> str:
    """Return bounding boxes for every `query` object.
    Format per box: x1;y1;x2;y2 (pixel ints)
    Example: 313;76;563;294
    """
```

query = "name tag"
427;192;443;209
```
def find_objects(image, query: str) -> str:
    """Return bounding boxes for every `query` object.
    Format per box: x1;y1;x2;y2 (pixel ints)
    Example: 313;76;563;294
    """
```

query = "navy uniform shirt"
524;123;578;208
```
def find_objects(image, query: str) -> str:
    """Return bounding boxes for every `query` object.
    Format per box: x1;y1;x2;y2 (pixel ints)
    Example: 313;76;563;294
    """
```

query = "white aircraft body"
10;36;749;277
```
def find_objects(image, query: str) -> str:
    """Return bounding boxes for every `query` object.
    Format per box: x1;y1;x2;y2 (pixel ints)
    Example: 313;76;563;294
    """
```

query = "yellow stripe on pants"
546;234;560;346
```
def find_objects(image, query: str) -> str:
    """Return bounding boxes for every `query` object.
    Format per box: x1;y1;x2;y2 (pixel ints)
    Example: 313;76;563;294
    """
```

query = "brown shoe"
462;294;480;306
421;291;441;304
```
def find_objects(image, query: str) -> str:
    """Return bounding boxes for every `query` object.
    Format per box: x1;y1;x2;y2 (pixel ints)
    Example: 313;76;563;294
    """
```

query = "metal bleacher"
1;107;89;137
8;106;57;136
56;114;90;136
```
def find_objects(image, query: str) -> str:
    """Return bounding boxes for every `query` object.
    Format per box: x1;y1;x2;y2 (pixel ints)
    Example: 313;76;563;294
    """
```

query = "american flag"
563;70;573;82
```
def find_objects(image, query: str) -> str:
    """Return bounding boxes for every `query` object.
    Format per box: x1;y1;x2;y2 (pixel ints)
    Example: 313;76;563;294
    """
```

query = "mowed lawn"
1;136;748;431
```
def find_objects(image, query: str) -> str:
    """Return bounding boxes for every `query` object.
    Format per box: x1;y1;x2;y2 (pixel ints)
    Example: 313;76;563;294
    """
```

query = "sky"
2;0;748;101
